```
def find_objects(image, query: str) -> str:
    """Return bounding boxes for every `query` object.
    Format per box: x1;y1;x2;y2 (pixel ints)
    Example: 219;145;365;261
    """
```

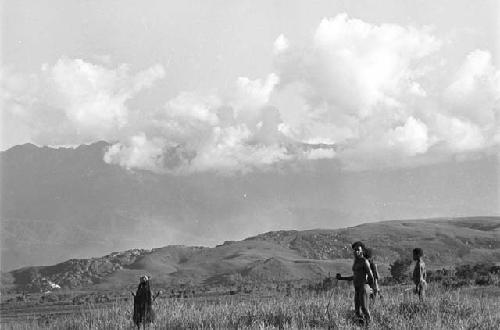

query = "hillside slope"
2;217;498;292
247;217;500;264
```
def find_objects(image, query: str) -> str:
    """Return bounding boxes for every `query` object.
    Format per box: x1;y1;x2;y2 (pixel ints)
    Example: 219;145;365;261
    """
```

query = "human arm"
364;260;375;287
370;262;380;292
421;262;426;282
371;262;379;280
153;290;161;302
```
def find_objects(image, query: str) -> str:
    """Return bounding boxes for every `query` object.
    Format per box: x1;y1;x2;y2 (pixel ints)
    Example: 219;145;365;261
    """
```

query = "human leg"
354;287;362;317
418;280;426;300
360;285;371;323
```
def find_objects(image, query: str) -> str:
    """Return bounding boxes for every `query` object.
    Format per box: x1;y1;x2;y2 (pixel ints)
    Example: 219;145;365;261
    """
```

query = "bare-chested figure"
364;247;380;299
412;248;427;300
337;241;375;324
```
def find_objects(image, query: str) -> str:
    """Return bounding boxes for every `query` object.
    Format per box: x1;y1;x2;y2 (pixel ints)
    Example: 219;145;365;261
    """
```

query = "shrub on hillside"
455;262;500;286
426;263;500;288
475;274;500;286
389;258;412;283
427;268;454;282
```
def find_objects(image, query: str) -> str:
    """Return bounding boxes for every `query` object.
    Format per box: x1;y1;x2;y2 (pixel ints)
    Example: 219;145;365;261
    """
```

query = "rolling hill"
2;217;499;293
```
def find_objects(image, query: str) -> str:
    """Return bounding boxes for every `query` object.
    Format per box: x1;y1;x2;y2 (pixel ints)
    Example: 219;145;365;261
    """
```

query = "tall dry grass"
3;284;500;329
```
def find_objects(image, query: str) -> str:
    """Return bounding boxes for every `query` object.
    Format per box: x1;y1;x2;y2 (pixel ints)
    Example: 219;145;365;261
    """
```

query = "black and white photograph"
1;0;499;328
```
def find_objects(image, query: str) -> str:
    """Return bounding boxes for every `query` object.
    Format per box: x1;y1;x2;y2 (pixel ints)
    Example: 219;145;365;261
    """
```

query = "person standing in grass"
412;248;427;300
132;275;156;330
337;241;375;325
363;247;380;300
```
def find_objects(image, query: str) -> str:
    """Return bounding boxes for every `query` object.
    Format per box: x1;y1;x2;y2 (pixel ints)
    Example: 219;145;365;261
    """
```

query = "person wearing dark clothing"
337;242;375;324
132;275;155;330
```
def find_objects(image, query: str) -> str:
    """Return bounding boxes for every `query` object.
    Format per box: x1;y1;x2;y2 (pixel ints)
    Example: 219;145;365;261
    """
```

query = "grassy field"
1;283;500;329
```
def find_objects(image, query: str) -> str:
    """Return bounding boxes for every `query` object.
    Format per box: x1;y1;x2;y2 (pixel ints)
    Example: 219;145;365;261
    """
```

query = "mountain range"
1;142;498;272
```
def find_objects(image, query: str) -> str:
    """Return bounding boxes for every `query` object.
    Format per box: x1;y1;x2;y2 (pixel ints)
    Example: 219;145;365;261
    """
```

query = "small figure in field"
412;248;427;300
336;241;375;325
363;248;380;300
132;275;159;330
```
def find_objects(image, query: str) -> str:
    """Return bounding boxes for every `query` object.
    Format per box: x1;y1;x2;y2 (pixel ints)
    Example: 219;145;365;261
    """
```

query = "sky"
1;0;499;174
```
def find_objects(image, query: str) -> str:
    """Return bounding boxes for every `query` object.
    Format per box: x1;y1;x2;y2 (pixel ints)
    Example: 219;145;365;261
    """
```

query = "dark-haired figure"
132;275;155;330
364;248;380;299
337;242;374;325
412;248;427;300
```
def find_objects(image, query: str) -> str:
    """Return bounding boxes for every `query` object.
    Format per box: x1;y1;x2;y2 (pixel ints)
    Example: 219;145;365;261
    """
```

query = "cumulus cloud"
102;70;336;174
444;50;499;126
104;133;167;171
273;34;289;54
233;74;279;110
276;13;440;115
2;14;499;173
386;117;430;155
272;13;498;169
2;58;165;146
103;74;294;173
418;50;499;157
432;114;486;152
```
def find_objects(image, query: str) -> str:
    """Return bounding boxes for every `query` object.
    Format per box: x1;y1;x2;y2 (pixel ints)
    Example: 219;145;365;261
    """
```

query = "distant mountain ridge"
2;217;499;293
1;142;498;271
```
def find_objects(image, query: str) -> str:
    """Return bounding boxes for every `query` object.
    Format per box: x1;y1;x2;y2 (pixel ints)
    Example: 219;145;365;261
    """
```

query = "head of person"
413;248;423;261
140;275;149;284
351;241;365;259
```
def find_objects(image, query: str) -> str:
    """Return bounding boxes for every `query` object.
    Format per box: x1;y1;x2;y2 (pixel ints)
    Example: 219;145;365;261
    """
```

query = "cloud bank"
2;14;499;173
2;58;165;146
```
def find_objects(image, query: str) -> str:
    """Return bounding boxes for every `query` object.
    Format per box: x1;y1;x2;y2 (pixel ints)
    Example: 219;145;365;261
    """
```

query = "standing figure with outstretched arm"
412;248;427;300
336;241;375;325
